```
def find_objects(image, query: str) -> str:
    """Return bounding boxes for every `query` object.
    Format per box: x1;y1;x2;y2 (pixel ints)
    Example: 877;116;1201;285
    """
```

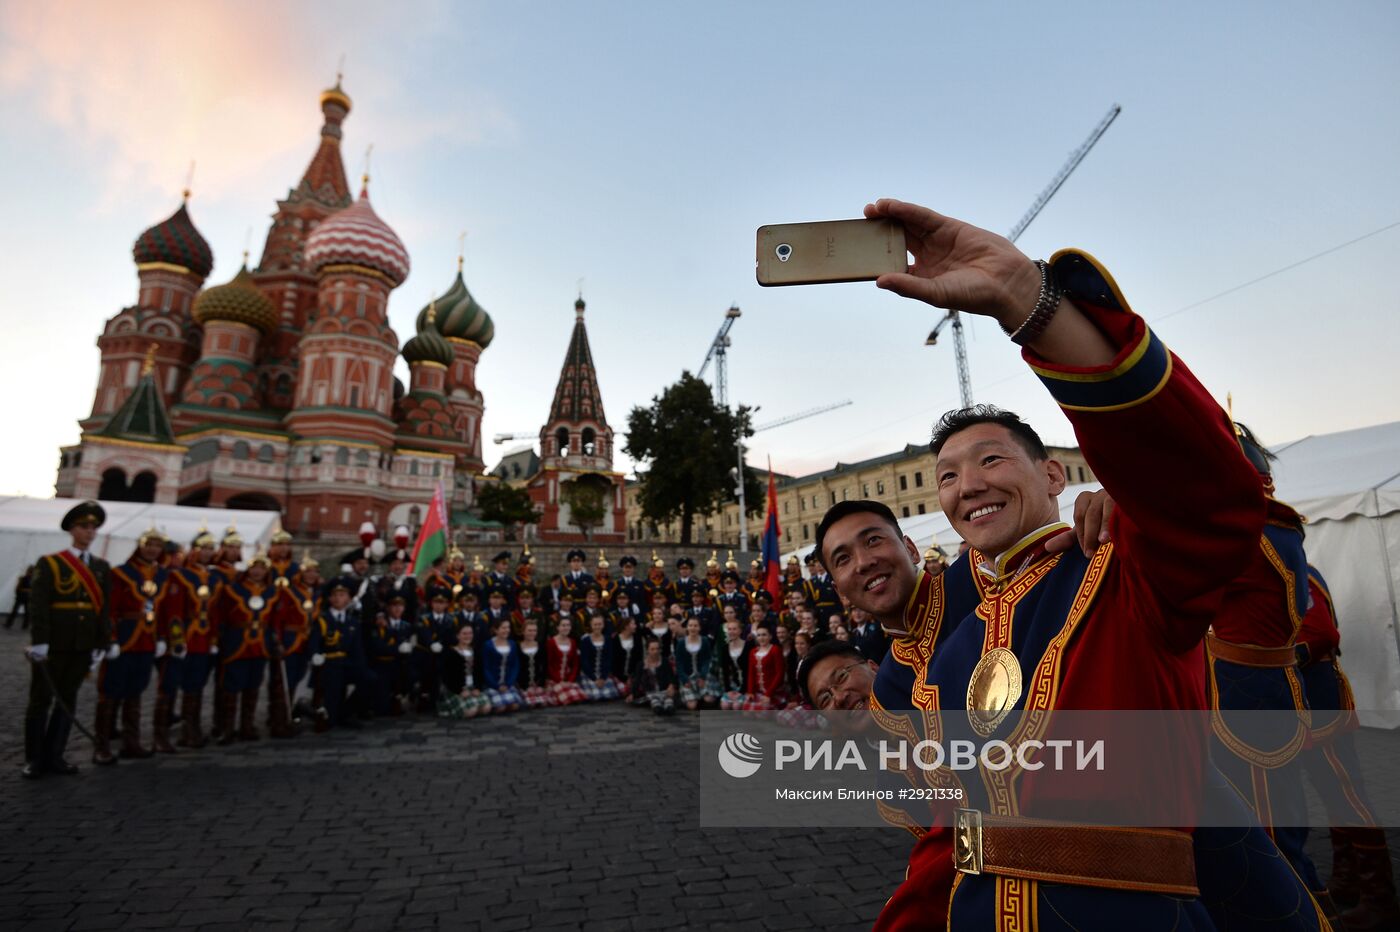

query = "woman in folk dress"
546;615;585;705
743;624;787;712
516;619;552;708
674;616;719;711
438;624;490;719
481;618;523;713
578;613;621;701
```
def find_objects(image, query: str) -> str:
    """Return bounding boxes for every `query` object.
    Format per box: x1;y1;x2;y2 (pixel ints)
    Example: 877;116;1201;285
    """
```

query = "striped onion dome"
132;200;214;277
414;268;494;349
304;185;410;286
401;307;456;367
192;264;278;335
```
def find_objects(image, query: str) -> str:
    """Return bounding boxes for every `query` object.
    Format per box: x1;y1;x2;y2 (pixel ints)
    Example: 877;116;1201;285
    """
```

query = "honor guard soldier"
561;549;594;601
340;542;377;621
22;501;111;779
703;551;723;594
643;552;668;607
511;587;546;639
744;559;766;601
209;525;244;739
267;522;298;586
429;545;468;598
1296;566;1400;927
715;571;750;618
801;552;840;620
410;586;454;711
309;577;368;730
668;557;702;606
837;200;1324;929
514;545;537;594
594;551;616;604
373;548;419;622
170;526;225;748
215;550;295;744
921;544;949;578
781;554;803;599
485;551;518;608
366;594;412;715
94;524;177;763
614;556;647;612
278;550;321;717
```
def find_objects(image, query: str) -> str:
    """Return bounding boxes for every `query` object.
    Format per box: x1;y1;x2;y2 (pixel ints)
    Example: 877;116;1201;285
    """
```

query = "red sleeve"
1023;250;1266;651
873;829;953;931
1296;577;1341;666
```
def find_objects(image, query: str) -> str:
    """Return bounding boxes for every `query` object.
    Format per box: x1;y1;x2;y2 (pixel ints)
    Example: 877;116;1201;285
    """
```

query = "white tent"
0;497;281;615
1270;421;1400;727
780;420;1400;727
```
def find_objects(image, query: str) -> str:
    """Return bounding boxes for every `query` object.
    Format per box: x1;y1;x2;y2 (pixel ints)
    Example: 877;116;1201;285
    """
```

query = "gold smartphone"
755;218;906;286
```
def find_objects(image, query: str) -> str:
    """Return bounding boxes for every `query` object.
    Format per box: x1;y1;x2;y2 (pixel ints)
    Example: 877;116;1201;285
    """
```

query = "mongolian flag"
411;481;449;581
761;457;783;606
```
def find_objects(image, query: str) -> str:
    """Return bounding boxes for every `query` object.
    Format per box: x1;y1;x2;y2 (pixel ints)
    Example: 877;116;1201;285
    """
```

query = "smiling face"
822;513;920;626
935;423;1065;556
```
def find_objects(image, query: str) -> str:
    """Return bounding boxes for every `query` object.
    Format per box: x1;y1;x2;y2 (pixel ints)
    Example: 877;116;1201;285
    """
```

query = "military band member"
412;587;453;711
429;546;468;600
22;501;111;779
801;553;840;620
284;550;321;699
703;551;723;595
593;551;616;605
715;571;749;619
513;545;537;594
781;554;803;600
309;578;367;730
340;546;376;622
216;551;293;744
551;593;576;638
837;197;1318;928
615;556;647;613
372;549;419;623
170;527;224;748
608;589;641;635
643;553;668;607
743;559;766;602
267;523;298;586
668;557;702;606
539;574;566;616
365;595;411;716
1295;566;1400;927
485;551;517;608
685;589;720;640
510;588;545;639
921;544;949;578
482;588;512;637
6;563;32;630
560;549;593;602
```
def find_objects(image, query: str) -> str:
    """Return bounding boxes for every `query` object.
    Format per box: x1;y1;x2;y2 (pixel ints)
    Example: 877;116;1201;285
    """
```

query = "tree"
625;371;764;545
476;482;540;539
560;477;609;541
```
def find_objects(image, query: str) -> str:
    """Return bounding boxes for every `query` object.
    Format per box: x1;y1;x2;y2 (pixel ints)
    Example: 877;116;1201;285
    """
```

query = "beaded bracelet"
1002;259;1063;347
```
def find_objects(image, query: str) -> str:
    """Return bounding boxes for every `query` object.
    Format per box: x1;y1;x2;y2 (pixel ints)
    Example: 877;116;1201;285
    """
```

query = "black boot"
43;708;79;775
22;713;46;779
119;697;153;759
1332;829;1361;909
1341;829;1400;930
92;699;118;766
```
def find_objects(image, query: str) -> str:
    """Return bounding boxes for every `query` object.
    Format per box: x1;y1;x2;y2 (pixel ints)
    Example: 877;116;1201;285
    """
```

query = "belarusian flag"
411;481;449;581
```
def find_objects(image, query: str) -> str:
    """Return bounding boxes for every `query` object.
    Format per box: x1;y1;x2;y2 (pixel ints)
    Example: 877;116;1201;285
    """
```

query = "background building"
54;80;498;545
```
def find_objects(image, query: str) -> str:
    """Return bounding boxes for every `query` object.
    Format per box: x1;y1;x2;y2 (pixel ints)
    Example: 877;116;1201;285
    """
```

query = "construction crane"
926;103;1122;408
753;399;852;432
697;303;743;407
493;432;536;445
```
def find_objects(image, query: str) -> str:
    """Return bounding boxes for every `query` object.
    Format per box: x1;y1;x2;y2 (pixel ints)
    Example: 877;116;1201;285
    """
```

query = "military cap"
802;552;819;566
61;500;106;531
326;576;353;594
248;549;272;567
222;524;243;546
389;548;411;563
447;545;466;563
493;550;512;564
755;589;774;603
386;592;406;605
191;524;216;549
676;557;695;569
619;555;638;568
426;585;452;602
300;549;320;570
706;551;720;569
721;570;741;585
750;558;762;570
342;547;372;566
1233;421;1275;480
923;544;949;564
786;555;800;567
566;548;586;562
138;523;168;547
270;522;293;545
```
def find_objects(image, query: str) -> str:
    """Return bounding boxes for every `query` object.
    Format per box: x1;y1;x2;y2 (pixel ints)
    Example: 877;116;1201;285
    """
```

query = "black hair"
929;404;1048;460
797;639;869;706
812;499;903;571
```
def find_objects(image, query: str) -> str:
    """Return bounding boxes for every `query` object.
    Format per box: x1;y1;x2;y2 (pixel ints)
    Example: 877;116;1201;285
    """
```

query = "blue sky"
2;1;1397;497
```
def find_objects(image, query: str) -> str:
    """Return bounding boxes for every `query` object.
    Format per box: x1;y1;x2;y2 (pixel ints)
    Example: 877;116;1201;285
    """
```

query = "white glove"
431;642;443;654
155;640;168;659
311;653;326;667
106;644;121;661
25;643;49;662
409;635;418;647
210;644;219;656
398;641;412;655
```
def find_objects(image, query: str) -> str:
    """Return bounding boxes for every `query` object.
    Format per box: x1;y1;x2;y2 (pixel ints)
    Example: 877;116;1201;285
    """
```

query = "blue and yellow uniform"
309;601;367;728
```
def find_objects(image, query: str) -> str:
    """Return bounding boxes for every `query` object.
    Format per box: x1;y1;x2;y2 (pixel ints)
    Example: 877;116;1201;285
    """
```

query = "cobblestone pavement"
2;625;1398;931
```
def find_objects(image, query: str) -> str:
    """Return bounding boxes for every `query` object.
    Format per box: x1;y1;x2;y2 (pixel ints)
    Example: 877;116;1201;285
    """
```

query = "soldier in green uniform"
22;501;111;779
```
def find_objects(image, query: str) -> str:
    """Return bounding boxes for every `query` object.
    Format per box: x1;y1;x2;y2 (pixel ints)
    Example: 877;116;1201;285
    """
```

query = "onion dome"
304;186;410;286
319;80;352;114
415;267;494;348
192;264;278;335
402;305;456;367
132;200;213;277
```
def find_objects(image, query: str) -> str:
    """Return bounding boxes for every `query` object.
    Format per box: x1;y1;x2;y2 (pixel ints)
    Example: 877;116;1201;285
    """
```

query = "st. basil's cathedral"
54;79;625;546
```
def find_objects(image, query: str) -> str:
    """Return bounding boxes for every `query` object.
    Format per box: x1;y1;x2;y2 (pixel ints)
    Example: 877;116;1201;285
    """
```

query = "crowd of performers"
30;521;926;763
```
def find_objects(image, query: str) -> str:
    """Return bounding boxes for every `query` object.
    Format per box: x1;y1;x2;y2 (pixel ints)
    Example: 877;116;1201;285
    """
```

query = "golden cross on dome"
576;277;585;301
182;160;196;202
362;143;373;188
242;227;252;267
336;53;346;86
457;231;467;271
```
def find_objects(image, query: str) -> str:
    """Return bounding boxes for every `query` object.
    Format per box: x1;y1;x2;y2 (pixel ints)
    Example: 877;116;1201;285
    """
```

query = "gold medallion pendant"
196;585;211;599
276;576;290;589
248;595;266;611
966;647;1023;737
141;580;158;597
302;599;314;612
